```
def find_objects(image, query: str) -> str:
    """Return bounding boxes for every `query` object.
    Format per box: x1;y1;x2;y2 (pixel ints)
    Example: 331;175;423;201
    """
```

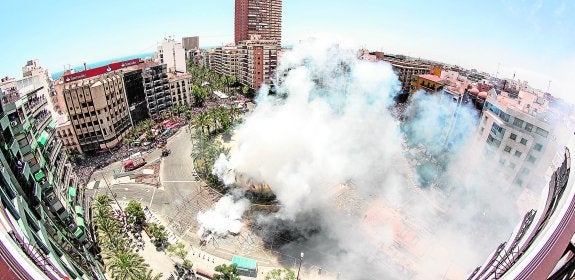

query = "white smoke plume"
196;194;250;238
201;38;553;279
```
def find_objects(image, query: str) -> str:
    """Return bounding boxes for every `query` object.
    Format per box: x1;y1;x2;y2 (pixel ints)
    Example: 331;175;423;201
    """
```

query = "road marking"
149;187;157;208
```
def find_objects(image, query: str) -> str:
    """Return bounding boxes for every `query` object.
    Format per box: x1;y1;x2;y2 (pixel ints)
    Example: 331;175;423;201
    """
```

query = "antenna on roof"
495;62;500;79
547;80;551;93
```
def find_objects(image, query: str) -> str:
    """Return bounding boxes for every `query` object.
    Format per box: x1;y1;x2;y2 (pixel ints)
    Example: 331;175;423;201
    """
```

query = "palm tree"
107;251;149;280
141;269;163;280
94;195;113;210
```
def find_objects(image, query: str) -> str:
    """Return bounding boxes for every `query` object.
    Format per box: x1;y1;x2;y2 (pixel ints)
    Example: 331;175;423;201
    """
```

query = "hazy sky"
1;0;573;101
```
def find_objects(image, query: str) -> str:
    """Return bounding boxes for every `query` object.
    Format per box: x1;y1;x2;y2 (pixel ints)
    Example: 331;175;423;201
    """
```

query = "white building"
156;38;186;74
478;89;557;187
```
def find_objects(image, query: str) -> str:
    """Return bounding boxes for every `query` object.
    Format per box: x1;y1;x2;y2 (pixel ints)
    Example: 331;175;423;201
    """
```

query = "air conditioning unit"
10;121;18;127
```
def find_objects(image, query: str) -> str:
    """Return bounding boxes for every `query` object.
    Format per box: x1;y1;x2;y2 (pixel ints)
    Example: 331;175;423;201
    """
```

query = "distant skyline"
1;0;573;101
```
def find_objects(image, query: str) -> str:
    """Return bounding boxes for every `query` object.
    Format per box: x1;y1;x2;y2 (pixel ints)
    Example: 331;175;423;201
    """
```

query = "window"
520;138;527;145
499;111;510;122
528;155;537;163
499;158;506;165
509;162;516;169
534;143;543;151
515;151;522;157
515;178;523;186
510;133;517;140
504;146;512;153
535;127;549;138
525;123;533;132
513;118;524;128
521;167;530;175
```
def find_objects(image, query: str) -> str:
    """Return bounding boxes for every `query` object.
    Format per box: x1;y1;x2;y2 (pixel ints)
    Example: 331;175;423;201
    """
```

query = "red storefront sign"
63;58;142;83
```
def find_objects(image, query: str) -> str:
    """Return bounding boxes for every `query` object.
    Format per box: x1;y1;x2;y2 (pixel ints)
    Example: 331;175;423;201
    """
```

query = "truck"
123;156;146;171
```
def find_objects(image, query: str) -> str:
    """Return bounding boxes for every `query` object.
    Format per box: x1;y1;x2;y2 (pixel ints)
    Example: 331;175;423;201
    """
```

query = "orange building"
410;74;446;93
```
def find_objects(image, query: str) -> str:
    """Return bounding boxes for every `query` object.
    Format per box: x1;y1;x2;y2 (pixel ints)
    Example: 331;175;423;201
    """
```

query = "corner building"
0;77;103;279
63;73;132;154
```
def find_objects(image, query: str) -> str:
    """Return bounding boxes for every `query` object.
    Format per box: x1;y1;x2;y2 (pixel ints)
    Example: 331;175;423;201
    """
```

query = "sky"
1;0;573;101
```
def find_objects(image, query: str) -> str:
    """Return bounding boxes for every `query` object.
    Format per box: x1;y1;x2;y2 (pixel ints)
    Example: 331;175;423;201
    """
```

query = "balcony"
24;95;47;116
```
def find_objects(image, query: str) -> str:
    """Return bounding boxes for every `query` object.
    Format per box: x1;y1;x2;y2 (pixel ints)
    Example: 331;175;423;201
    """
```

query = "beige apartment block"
62;74;132;153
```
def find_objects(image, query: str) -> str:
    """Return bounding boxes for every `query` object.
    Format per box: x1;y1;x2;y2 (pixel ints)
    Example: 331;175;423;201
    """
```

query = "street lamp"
297;252;304;280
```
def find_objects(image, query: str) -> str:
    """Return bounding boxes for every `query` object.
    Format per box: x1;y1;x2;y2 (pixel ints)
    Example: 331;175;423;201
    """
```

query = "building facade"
212;46;240;78
122;69;149;124
237;35;279;89
0;77;102;279
410;74;446;93
382;57;431;93
234;0;282;45
478;90;555;187
169;73;194;107
56;117;81;154
468;137;575;279
143;64;172;119
62;73;132;154
157;38;186;74
182;36;200;60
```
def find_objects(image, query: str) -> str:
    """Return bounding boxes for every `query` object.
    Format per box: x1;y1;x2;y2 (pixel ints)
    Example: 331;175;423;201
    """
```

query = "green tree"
147;223;168;248
265;268;296;280
213;264;240;280
242;85;250;96
107;251;149;280
192;84;208;106
166;242;188;263
141;269;163;280
125;200;145;226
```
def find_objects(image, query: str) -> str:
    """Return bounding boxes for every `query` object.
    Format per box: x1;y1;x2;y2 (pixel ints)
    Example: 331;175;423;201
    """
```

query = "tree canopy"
213;264;240;280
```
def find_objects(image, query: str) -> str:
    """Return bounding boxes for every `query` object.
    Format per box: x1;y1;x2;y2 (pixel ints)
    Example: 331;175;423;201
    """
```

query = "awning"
74;227;84;238
75;206;83;216
68;187;76;197
231;256;257;271
195;268;214;278
34;171;45;182
76;216;85;228
48;120;56;129
37;131;49;146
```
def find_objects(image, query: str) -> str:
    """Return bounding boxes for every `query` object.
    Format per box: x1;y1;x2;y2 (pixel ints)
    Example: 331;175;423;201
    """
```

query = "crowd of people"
73;87;252;184
73;120;184;183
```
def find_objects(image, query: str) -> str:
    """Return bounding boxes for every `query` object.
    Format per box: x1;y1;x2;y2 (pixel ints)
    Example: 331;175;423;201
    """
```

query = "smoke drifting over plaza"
201;39;561;279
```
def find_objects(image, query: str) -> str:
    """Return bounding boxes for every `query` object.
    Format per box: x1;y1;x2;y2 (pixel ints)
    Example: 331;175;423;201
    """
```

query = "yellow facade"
410;74;446;93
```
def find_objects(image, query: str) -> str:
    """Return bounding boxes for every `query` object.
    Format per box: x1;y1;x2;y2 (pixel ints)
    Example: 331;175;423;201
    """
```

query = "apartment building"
212;45;240;78
0;77;103;279
56;117;81;154
169;73;193;107
156;38;186;74
410;74;446;93
382;57;431;93
237;35;279;89
234;0;282;45
62;73;132;154
122;68;149;124
478;89;556;187
142;64;172;119
182;36;200;60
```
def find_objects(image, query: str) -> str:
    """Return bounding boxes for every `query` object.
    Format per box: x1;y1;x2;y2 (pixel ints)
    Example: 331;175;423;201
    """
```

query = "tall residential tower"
234;0;282;45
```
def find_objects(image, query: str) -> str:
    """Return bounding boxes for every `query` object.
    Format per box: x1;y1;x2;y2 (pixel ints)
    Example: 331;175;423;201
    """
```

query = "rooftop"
418;74;445;84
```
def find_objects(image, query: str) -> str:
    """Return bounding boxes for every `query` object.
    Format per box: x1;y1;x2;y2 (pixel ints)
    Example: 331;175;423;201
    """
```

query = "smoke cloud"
199;38;552;279
196;193;250;238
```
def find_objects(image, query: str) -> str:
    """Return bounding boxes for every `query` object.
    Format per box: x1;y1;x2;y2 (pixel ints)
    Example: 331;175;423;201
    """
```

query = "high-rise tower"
234;0;282;45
